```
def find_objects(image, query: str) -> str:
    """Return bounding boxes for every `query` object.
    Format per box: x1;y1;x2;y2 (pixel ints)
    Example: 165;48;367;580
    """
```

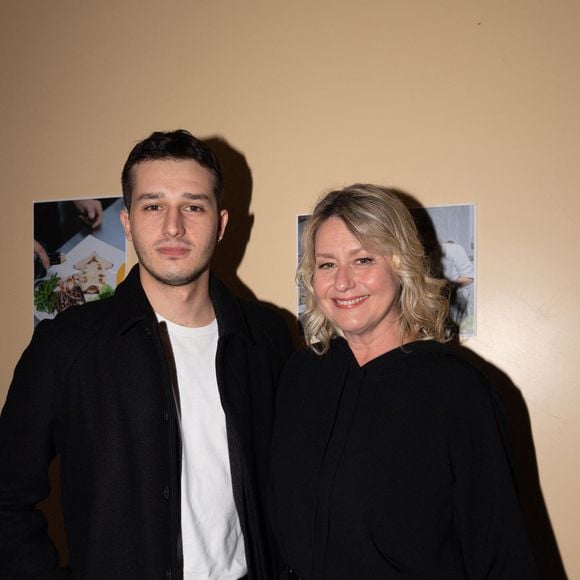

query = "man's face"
120;159;228;288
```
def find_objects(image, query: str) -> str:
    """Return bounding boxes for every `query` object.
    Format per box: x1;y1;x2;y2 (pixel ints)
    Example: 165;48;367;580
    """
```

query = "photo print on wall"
296;203;477;337
33;196;127;327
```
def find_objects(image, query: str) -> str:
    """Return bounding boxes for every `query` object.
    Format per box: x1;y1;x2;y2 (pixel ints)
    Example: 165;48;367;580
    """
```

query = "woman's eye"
356;257;374;265
317;262;335;270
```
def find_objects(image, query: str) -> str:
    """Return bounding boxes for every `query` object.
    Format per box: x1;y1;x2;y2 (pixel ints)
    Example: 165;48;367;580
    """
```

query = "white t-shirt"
158;315;247;580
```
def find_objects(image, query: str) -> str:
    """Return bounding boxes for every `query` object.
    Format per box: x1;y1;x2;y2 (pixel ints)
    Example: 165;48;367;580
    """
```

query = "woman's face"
312;217;401;347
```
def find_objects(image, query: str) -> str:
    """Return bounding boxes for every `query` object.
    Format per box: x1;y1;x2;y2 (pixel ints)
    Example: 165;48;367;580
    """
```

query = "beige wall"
1;0;578;576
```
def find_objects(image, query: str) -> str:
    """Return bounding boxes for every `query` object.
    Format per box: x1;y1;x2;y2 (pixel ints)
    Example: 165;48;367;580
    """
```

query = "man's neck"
139;266;215;328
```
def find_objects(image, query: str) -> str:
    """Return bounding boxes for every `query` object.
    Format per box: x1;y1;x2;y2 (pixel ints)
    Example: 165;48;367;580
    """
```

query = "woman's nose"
334;265;354;291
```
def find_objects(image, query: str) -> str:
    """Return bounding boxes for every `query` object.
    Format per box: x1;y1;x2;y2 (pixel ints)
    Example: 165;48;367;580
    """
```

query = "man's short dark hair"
121;130;224;211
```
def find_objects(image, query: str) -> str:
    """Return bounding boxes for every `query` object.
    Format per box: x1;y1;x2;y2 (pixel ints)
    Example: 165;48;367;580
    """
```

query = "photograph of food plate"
34;234;126;326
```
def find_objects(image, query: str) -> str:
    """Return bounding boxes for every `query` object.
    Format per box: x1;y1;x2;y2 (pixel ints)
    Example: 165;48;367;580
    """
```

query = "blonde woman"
270;185;537;579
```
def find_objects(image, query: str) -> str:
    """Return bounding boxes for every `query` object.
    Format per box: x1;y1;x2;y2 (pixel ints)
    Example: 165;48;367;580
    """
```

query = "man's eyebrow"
134;192;211;202
135;192;164;202
182;193;211;202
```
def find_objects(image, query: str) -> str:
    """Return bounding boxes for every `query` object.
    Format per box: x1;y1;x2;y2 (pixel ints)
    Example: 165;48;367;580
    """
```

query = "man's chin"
141;264;208;288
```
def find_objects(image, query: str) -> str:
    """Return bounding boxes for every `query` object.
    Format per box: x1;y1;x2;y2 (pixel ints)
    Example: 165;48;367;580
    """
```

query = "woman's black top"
270;339;538;579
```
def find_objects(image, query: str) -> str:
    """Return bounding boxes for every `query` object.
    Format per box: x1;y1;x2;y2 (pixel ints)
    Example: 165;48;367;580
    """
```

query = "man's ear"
217;209;229;242
120;208;132;242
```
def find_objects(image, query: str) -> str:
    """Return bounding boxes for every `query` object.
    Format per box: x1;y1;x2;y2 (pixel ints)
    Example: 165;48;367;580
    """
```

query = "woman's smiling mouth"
332;295;370;308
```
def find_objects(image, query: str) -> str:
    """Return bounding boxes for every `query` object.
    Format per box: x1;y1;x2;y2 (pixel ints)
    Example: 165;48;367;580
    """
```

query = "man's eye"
185;205;204;212
144;204;161;211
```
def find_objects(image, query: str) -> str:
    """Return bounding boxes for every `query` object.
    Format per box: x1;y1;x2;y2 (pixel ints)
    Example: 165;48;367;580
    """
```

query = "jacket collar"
113;265;253;343
112;265;155;334
209;274;253;341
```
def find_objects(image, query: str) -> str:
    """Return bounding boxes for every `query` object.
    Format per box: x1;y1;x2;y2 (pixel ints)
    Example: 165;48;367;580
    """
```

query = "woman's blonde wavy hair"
298;184;449;354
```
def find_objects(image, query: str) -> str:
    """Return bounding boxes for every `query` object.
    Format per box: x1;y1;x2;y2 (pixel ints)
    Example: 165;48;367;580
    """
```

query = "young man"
0;130;293;579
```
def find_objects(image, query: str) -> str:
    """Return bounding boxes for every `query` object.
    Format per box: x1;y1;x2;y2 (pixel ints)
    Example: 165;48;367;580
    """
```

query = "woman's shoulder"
284;339;484;378
400;340;485;376
372;340;493;403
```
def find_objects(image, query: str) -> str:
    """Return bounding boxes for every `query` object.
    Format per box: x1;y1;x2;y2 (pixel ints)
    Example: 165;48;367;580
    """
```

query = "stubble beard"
134;243;216;288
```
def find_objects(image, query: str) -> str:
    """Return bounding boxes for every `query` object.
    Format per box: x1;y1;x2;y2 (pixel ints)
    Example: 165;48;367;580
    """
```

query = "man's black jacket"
0;265;293;579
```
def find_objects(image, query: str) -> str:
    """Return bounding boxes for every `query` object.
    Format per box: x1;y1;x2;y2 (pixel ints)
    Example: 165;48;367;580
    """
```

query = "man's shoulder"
34;295;117;345
44;266;148;336
209;275;294;360
238;299;294;351
238;298;285;326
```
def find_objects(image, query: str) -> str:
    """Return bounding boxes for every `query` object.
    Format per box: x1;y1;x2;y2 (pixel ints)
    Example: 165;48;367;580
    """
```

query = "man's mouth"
157;246;190;257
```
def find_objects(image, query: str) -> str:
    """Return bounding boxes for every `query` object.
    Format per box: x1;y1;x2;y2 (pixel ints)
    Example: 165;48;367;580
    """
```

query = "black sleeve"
449;366;539;579
0;322;65;578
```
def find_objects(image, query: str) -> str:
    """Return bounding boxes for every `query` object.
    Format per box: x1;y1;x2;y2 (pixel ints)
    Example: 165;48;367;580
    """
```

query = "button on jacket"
0;265;293;579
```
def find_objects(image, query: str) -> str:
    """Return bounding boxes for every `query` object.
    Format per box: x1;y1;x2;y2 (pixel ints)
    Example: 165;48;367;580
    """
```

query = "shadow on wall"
206;136;301;348
206;137;256;302
458;348;568;579
397;189;568;579
400;197;460;339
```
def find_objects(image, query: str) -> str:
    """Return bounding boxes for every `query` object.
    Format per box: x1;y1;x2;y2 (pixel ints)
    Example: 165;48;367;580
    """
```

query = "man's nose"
163;208;185;237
